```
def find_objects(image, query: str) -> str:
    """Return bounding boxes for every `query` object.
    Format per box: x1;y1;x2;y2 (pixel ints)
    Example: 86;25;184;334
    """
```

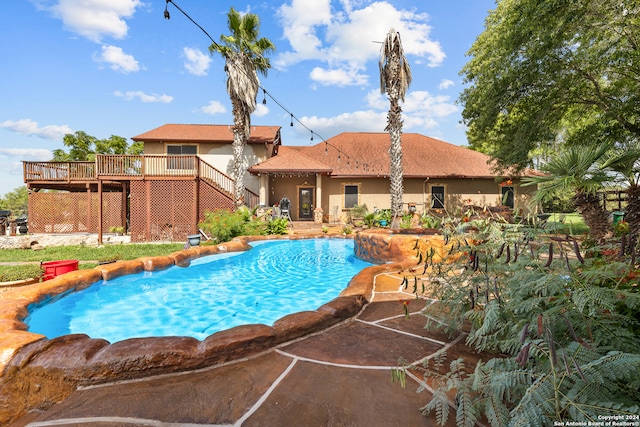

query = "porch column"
315;173;322;207
315;173;323;223
259;174;269;206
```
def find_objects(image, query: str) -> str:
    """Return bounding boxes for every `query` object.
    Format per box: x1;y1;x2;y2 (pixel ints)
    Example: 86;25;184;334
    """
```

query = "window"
344;184;359;209
431;185;445;209
501;186;514;209
166;145;197;169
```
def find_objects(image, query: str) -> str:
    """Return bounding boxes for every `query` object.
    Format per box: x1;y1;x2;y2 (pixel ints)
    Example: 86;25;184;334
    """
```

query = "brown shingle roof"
132;124;281;145
248;146;332;174
251;132;499;178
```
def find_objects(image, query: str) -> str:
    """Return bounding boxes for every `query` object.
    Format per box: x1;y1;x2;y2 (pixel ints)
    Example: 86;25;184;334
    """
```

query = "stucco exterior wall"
143;142;268;195
318;176;536;217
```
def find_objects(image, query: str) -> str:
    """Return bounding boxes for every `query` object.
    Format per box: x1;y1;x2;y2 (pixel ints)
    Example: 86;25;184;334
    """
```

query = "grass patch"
0;264;44;282
544;212;589;235
0;243;184;263
0;243;184;282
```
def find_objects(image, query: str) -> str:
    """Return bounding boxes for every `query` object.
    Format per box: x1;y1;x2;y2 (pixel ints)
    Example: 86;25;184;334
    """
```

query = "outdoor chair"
329;205;339;224
279;196;292;222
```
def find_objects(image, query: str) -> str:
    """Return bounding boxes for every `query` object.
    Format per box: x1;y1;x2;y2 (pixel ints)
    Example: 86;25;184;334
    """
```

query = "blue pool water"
26;238;372;343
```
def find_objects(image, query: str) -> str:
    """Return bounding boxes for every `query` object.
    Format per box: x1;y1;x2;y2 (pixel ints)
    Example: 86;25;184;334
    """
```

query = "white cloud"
0;119;72;140
200;101;227;115
114;91;173;103
253;103;270;118
277;0;332;60
299;110;388;137
183;47;211;76
0;148;52;161
439;79;454;90
96;45;139;73
402;90;458;118
276;1;445;87
37;0;142;43
309;66;368;87
298;88;458;138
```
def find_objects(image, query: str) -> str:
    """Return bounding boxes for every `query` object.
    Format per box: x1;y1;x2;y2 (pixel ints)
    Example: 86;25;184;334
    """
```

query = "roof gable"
132;124;281;145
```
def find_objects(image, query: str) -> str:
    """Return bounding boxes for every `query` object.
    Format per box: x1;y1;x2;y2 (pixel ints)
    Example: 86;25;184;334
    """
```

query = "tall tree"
460;0;640;172
379;28;411;226
52;131;97;161
52;131;136;161
0;186;28;217
210;8;274;208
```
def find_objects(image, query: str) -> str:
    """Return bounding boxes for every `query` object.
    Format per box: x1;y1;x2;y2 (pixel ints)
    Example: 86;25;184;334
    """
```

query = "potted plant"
378;209;392;227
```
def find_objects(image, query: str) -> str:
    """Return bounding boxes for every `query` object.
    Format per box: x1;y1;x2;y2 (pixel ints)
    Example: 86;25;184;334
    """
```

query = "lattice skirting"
28;192;122;234
27;179;235;242
129;180;234;242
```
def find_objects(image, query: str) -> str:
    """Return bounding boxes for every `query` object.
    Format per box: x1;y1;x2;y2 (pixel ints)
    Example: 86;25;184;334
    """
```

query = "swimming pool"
26;238;373;343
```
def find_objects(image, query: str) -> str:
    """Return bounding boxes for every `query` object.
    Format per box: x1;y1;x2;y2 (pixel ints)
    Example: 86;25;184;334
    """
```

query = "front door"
298;187;314;220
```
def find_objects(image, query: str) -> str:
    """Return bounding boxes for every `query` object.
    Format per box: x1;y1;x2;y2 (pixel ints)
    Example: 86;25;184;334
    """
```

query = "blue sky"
0;0;495;197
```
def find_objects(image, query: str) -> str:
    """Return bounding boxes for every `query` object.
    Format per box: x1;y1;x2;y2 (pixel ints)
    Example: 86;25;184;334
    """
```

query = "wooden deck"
23;155;259;208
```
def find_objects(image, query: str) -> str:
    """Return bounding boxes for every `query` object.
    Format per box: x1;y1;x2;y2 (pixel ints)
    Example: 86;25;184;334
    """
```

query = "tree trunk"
388;103;404;228
574;191;610;242
625;184;640;243
231;97;249;208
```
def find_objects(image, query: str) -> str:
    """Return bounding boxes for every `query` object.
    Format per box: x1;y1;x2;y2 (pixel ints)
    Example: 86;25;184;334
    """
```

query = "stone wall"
353;229;446;264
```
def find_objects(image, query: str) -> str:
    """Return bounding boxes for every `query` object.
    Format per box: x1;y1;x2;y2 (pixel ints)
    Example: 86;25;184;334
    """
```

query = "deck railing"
23;155;260;208
96;154;201;178
23;161;95;182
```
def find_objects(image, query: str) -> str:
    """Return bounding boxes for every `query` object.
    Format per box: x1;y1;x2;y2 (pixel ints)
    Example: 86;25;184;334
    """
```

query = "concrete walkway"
10;290;481;426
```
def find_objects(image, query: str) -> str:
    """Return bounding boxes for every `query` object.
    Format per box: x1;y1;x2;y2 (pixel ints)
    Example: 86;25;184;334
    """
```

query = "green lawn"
0;243;184;263
544;212;589;235
0;243;184;282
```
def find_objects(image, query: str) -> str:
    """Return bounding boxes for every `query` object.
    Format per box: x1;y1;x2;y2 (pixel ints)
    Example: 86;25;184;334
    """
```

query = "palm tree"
523;142;613;242
379;28;411;227
210;8;275;208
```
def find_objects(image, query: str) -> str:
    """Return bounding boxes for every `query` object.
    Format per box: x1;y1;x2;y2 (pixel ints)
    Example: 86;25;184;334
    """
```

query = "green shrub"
400;213;413;228
350;204;368;218
363;212;379;228
420;214;441;229
265;217;289;235
395;219;640;425
198;207;285;242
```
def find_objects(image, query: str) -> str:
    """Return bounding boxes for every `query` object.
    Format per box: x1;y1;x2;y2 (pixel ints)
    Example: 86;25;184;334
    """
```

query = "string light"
164;0;383;174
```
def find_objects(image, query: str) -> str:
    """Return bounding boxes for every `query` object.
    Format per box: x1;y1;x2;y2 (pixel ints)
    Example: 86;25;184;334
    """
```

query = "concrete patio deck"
12;293;478;427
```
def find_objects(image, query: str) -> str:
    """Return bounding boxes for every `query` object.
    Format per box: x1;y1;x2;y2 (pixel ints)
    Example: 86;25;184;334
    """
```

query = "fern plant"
395;218;640;426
